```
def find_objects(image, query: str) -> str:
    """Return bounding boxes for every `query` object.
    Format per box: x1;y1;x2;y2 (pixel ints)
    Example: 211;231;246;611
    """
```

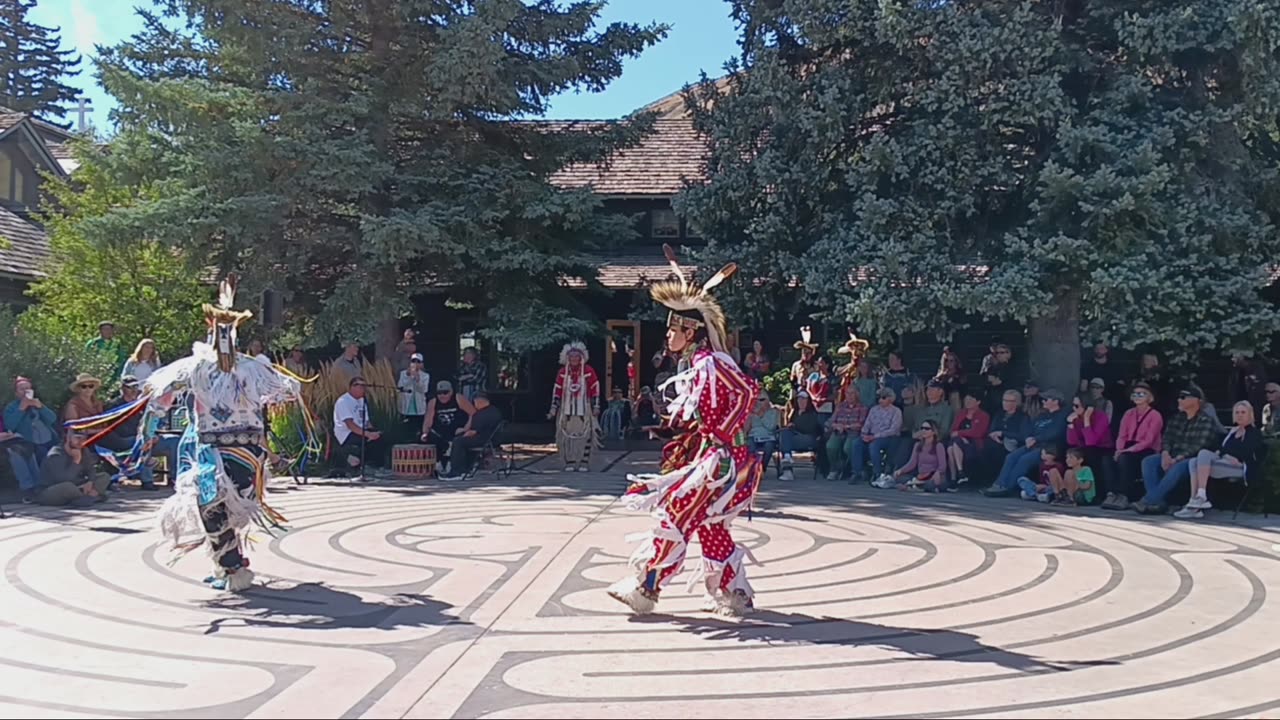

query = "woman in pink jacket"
1102;381;1164;510
1067;394;1115;504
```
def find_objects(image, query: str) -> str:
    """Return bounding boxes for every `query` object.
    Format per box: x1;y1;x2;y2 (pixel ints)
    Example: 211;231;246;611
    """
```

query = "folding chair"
462;421;506;480
1230;442;1269;521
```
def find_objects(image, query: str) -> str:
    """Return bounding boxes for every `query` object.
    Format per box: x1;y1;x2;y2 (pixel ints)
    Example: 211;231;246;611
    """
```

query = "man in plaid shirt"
1134;386;1222;514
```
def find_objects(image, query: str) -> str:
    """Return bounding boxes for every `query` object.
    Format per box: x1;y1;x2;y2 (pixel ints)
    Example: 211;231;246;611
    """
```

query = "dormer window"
650;208;680;238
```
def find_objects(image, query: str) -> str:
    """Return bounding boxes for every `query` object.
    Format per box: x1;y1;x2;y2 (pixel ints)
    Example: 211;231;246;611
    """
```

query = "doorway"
605;320;640;399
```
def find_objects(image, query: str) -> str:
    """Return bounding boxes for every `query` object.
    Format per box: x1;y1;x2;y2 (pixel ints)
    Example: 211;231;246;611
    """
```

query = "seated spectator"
1176;401;1262;519
36;431;110;507
333;376;386;477
747;393;780;461
122;338;162;384
984;389;1030;475
1023;380;1044;419
981;389;1068;497
850;388;903;485
894;380;953;469
634;387;660;432
1047;447;1096;506
873;419;947;492
1067;394;1114;503
0;416;40;502
824;391;868;481
779;392;823;481
1261;382;1280;437
3;377;58;497
601;388;631;441
745;340;772;380
1104;381;1164;509
880;352;916;409
947;390;990;486
62;373;104;423
99;376;158;490
805;356;836;422
441;392;503;479
1132;386;1221;514
1085;378;1115;420
420;380;475;476
1016;445;1066;503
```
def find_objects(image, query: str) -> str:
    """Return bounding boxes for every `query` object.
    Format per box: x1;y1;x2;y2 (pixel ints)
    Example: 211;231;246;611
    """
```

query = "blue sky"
28;0;741;132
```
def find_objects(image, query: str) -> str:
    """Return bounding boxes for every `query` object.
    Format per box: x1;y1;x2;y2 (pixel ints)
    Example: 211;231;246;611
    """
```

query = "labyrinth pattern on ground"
1;450;1279;719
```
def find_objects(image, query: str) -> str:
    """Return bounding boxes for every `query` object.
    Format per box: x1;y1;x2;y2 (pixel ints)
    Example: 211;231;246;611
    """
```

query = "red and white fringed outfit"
610;346;764;616
549;350;601;471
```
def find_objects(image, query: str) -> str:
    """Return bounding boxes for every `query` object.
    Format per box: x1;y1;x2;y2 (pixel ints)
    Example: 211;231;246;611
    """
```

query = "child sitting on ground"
1016;445;1065;503
1045;447;1096;506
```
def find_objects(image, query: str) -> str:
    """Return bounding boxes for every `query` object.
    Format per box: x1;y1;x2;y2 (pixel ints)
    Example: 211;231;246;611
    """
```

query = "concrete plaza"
1;449;1279;719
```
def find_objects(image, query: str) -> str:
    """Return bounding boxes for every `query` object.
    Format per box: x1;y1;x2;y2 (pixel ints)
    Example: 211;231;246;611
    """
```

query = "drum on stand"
391;444;436;478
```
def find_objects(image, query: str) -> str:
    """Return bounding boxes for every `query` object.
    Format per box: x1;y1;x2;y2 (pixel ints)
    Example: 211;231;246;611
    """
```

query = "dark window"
650;208;680;238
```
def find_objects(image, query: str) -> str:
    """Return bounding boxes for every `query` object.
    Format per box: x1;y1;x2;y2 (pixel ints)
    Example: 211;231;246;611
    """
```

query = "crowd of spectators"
757;339;1274;521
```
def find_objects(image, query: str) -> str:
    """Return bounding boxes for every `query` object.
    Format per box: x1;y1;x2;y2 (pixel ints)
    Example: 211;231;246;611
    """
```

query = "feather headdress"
649;244;737;354
793;326;818;351
203;274;253;372
558;340;589;365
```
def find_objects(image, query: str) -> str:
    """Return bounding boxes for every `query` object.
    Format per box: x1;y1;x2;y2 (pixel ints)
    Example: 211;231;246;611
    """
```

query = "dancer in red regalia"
608;245;764;617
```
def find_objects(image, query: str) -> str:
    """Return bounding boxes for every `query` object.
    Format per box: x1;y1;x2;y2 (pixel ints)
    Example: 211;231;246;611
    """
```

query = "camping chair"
1225;442;1269;521
462;421;507;480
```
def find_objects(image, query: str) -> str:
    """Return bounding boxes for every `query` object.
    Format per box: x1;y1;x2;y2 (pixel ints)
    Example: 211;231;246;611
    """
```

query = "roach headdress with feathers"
649;244;737;354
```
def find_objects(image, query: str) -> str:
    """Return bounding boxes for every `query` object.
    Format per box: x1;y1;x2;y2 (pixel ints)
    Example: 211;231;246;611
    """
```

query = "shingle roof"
0;112;25;133
549;118;709;197
560;254;693;289
0;206;49;280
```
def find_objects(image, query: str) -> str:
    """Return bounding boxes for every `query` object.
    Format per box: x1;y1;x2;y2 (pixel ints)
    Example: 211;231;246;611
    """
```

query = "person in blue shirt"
982;388;1069;497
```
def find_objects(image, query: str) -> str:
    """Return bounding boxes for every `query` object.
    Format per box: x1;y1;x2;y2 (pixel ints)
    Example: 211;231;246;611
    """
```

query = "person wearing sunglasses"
421;380;475;477
875;420;947;492
1103;382;1165;510
1175;401;1262;519
1066;394;1114;504
982;388;1068;497
1132;386;1221;515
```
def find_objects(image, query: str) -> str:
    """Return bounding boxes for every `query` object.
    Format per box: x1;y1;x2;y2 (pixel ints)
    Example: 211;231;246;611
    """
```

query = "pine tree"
0;0;81;126
681;0;1280;393
85;0;666;356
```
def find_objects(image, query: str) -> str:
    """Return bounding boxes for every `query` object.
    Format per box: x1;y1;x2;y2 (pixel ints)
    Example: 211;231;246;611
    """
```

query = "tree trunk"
375;304;400;362
1027;289;1082;399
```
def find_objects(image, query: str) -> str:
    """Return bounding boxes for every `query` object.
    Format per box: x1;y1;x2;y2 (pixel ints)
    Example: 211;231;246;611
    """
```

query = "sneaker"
1100;492;1117;509
1131;500;1148;514
577;465;588;472
1174;506;1205;519
956;475;970;485
944;486;959;493
1111;494;1130;511
872;476;895;489
1020;490;1036;501
982;486;1016;498
1185;495;1212;511
826;471;839;482
778;469;794;482
1035;492;1052;503
21;493;34;505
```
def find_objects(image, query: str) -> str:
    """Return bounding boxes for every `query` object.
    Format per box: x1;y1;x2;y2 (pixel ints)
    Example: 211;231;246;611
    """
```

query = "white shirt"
333;392;369;445
398;369;431;417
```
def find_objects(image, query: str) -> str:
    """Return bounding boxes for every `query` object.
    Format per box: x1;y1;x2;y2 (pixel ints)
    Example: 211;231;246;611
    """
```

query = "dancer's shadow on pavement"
636;609;1114;674
201;581;464;635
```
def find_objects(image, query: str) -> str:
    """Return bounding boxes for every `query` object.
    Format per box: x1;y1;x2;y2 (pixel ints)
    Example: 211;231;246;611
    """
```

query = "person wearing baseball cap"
420;379;474;476
1131;384;1221;515
397;351;431;439
982;387;1069;497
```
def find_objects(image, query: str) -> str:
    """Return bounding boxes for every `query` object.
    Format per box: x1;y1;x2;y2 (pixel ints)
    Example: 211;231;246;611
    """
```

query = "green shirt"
86;336;126;368
1074;466;1096;503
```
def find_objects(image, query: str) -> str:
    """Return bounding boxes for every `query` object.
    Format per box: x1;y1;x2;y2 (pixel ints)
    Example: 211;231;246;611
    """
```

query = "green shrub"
0;308;120;411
